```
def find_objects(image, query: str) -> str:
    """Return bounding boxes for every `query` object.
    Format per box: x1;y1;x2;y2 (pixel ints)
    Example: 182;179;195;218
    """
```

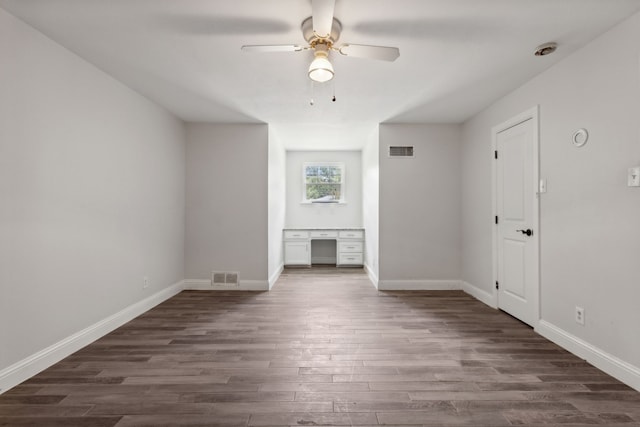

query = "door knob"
516;229;533;236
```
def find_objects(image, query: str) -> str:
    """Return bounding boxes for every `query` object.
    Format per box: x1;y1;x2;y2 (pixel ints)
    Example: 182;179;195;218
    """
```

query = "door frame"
491;106;540;327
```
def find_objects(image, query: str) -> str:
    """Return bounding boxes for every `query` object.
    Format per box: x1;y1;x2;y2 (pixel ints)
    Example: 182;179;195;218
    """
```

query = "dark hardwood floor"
1;267;639;426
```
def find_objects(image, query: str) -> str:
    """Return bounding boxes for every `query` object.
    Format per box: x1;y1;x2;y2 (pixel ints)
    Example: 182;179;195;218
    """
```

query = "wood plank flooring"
1;267;639;426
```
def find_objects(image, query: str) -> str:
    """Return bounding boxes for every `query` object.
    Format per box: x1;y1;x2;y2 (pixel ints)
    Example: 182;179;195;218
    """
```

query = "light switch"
628;167;640;187
539;179;547;194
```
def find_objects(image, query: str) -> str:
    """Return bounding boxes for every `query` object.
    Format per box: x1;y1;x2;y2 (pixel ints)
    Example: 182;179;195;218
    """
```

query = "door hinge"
495;281;499;290
495;215;499;225
494;150;498;159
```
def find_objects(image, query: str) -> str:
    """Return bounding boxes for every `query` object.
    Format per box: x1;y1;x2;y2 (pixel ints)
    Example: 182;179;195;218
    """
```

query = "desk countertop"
283;227;364;231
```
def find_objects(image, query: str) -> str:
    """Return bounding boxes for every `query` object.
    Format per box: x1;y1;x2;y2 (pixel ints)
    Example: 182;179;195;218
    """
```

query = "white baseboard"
240;280;269;291
459;282;640;392
183;279;269;291
536;320;640;392
268;264;284;290
0;280;184;395
182;279;213;290
461;281;497;308
364;264;379;289
378;279;461;291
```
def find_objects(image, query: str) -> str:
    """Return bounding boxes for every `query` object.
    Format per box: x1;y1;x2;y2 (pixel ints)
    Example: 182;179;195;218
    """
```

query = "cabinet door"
339;230;364;239
338;241;363;253
338;253;363;266
284;230;310;239
284;241;309;265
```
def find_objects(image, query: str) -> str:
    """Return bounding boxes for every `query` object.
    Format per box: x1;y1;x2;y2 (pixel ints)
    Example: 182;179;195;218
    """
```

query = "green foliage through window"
304;164;344;202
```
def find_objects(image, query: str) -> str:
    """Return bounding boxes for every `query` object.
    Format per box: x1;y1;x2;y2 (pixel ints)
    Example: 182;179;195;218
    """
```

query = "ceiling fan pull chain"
309;80;315;106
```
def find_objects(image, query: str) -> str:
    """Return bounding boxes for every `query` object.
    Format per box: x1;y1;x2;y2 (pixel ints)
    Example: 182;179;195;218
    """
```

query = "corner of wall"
364;263;379;289
461;281;497;309
268;127;286;286
268;263;284;290
362;126;379;286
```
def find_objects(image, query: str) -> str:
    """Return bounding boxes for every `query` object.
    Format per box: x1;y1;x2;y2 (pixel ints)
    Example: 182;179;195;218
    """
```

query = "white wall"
185;123;268;283
285;151;363;228
379;124;462;287
0;7;186;384
362;127;380;286
268;128;286;287
461;12;640;386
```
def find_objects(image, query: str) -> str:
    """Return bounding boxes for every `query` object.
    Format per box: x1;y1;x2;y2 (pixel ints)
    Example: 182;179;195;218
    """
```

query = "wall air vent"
211;271;239;287
388;145;414;158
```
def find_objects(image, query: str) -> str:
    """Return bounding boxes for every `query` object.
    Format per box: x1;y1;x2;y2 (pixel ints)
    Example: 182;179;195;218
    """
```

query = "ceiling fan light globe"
308;56;334;82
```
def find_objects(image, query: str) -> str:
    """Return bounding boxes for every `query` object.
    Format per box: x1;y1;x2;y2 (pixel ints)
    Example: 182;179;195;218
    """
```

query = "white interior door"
495;114;538;327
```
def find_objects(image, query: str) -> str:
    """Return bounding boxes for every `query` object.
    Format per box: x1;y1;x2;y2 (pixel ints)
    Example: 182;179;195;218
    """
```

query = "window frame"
301;162;346;204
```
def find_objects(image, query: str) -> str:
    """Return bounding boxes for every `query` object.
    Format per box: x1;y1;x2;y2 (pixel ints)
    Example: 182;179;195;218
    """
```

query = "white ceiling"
2;0;640;149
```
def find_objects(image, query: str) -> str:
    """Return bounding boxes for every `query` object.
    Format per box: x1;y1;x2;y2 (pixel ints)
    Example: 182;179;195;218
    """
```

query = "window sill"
301;201;347;205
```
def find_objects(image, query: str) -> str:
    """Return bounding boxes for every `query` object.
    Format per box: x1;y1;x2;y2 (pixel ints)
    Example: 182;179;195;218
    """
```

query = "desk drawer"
339;253;363;265
339;241;363;253
310;230;338;238
284;230;309;239
339;230;364;239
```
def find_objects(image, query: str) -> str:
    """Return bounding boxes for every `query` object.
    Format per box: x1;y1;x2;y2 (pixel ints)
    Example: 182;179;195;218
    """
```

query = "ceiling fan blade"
338;44;400;61
241;44;304;53
312;0;335;38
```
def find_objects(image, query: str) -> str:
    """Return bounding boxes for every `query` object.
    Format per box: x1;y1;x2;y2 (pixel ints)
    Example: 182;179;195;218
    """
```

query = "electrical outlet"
143;276;149;289
575;306;585;325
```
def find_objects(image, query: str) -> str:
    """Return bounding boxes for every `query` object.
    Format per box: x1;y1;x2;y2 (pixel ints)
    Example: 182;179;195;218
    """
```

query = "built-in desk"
283;228;364;267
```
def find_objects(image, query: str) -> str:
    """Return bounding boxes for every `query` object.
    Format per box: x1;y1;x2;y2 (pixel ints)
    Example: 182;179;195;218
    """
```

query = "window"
303;163;344;203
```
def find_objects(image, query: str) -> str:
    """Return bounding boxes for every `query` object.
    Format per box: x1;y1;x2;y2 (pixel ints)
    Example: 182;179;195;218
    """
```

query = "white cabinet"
338;253;363;265
338;241;363;253
283;228;364;267
284;241;310;265
284;230;310;239
336;230;364;266
339;230;364;239
310;230;338;238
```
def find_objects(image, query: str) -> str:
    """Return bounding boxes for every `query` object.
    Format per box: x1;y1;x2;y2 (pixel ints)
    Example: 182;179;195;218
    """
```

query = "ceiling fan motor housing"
302;16;342;45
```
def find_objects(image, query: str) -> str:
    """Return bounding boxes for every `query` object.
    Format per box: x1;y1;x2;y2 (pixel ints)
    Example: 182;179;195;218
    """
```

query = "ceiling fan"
241;0;400;83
